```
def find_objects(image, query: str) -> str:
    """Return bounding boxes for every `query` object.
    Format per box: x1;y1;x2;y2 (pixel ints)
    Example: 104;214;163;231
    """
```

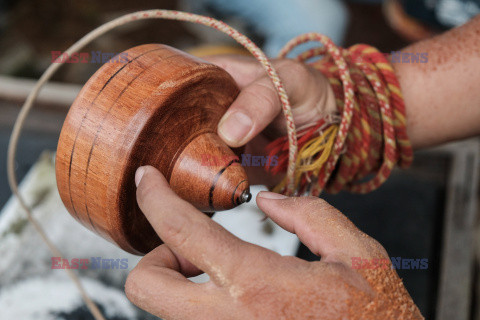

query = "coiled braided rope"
267;34;412;196
7;9;411;320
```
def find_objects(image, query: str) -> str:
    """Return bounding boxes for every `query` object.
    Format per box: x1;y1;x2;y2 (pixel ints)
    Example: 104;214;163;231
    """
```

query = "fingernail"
135;166;146;187
257;191;288;200
218;111;253;144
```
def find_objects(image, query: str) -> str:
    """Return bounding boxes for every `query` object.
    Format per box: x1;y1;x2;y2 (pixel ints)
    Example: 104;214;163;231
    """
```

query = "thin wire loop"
6;10;298;320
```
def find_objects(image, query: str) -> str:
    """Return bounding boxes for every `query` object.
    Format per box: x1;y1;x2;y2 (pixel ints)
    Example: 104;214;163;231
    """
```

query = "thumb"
256;192;388;266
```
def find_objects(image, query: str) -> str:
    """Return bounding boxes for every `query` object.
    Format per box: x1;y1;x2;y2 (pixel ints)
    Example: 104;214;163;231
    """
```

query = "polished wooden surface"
56;44;250;254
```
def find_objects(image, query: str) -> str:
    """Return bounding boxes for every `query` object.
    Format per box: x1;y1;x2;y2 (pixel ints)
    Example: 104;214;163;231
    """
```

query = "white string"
7;9;297;320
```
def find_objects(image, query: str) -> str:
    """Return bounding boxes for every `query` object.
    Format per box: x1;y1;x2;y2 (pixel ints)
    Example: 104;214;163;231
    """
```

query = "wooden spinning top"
56;44;251;254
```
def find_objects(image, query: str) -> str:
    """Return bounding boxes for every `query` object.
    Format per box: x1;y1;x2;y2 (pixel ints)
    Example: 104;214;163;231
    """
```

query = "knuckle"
306;196;331;207
161;220;191;249
277;58;302;71
247;81;279;114
299;197;360;232
277;59;310;79
364;236;389;258
236;247;279;280
124;268;143;304
125;266;170;317
300;196;337;214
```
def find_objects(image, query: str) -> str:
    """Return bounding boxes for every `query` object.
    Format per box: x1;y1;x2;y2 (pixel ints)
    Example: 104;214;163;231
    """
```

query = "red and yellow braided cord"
268;33;413;196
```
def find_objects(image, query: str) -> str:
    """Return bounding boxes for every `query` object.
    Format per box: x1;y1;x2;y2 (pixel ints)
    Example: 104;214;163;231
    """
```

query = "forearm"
394;15;480;149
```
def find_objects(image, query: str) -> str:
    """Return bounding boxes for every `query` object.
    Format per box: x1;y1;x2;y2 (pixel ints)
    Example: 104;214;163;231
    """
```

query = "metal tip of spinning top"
240;190;252;204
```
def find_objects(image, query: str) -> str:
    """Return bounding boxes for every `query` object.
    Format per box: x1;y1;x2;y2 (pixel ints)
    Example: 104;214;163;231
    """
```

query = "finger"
125;244;219;319
143;244;204;278
256;192;389;265
135;165;262;284
217;75;282;147
216;59;332;147
203;55;263;88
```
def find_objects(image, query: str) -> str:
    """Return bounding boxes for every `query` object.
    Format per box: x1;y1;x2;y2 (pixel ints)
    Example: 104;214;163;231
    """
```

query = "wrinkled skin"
124;16;480;318
124;55;423;319
206;56;337;186
125;166;423;320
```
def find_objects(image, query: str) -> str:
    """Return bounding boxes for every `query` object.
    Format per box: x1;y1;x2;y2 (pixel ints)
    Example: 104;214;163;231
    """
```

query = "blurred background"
0;0;479;319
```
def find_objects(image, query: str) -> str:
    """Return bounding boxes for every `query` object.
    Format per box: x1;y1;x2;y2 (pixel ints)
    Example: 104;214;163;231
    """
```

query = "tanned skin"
124;16;480;320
